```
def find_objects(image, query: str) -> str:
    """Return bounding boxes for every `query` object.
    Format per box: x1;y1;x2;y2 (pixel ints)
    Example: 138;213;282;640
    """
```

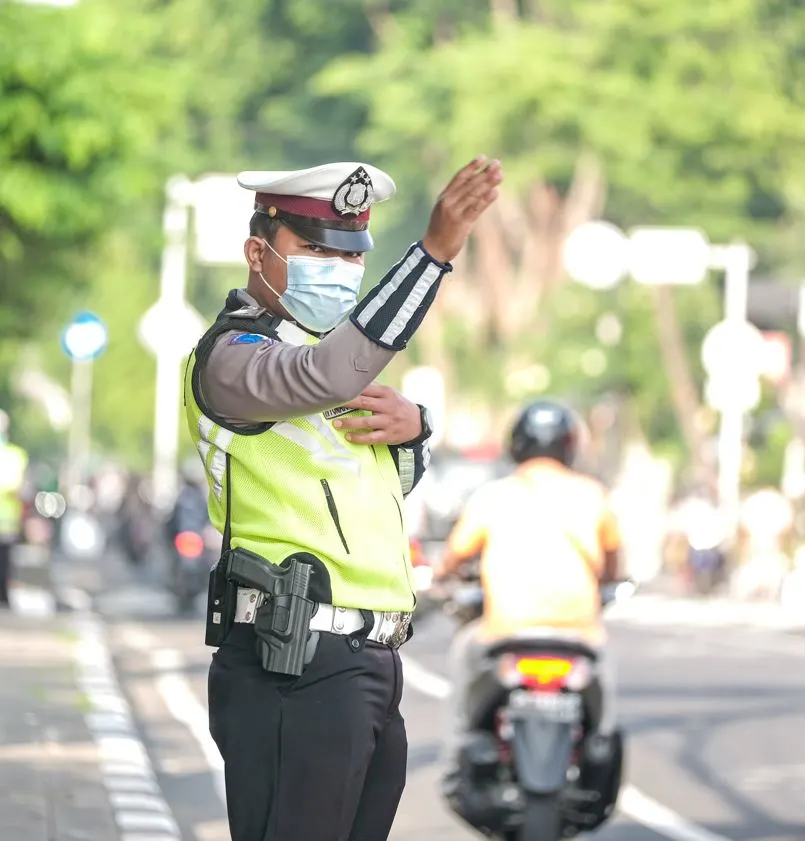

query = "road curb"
67;586;184;840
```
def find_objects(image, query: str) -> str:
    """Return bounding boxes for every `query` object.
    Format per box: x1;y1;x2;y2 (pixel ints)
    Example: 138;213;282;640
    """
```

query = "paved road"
68;554;805;841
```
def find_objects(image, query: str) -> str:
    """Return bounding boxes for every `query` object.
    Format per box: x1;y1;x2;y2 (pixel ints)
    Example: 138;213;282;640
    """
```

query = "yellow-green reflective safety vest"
183;315;415;612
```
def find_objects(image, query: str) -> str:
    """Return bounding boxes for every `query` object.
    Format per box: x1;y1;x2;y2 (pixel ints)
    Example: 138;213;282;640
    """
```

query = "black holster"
205;547;316;677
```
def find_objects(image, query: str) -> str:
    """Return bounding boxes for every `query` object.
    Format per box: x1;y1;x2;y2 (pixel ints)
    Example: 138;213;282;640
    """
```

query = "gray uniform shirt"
201;315;394;426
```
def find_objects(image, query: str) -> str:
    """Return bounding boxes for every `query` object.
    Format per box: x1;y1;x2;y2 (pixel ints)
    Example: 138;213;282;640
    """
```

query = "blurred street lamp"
60;312;107;496
629;227;711;286
562;221;630;290
704;243;757;534
138;174;253;511
563;221;757;536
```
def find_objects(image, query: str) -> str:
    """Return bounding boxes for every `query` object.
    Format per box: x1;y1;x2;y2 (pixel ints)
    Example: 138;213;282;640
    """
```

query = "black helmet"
508;399;579;466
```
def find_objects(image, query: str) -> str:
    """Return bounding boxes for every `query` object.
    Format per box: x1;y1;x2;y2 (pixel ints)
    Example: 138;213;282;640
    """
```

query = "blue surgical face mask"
260;240;365;333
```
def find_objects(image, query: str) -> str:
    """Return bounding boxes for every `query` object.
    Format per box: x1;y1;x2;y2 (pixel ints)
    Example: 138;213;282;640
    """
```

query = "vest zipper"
320;479;350;554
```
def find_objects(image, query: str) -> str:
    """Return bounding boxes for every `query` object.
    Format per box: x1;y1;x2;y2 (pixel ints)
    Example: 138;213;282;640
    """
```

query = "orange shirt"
446;459;620;645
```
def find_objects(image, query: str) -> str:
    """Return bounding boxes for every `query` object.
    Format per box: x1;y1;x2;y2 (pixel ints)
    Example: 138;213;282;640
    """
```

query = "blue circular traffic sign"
61;312;108;362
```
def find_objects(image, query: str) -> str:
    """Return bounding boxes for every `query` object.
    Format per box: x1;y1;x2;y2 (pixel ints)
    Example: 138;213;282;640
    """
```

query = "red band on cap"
255;193;371;222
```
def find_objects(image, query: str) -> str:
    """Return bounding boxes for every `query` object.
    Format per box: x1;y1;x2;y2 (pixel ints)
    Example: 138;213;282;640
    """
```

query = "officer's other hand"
422;155;504;265
332;384;421;445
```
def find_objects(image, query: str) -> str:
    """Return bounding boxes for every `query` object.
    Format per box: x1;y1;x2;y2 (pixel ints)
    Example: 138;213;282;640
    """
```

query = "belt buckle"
388;611;411;649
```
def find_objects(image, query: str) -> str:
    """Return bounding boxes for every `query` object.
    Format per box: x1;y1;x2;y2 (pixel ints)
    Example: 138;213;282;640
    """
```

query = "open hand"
422;155;504;265
332;384;422;445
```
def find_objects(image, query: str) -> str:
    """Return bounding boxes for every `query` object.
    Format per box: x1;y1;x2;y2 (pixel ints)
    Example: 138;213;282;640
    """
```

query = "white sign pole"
151;176;194;511
401;366;446;448
66;359;93;494
143;173;250;512
714;243;753;537
61;312;108;496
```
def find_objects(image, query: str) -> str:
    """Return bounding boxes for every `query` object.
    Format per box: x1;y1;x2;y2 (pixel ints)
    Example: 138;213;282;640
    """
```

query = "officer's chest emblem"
332;167;374;217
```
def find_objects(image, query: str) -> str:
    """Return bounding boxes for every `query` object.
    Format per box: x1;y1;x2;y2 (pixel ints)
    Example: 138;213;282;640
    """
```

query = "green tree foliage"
316;0;805;459
319;0;805;256
0;2;186;333
2;0;804;476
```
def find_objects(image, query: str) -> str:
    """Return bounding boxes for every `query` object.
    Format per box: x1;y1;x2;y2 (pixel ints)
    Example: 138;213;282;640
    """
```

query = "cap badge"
332;167;375;217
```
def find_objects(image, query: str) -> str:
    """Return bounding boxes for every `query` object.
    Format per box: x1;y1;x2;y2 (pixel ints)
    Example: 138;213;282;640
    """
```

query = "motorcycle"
437;565;634;841
170;524;221;614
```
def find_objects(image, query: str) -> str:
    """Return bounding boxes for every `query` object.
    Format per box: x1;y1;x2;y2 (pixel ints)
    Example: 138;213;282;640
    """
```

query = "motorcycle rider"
165;458;211;543
433;398;622;791
165;459;215;610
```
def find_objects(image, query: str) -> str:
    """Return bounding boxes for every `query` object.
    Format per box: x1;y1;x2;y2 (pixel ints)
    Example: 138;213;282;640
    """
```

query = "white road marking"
400;654;734;841
119;627;227;809
9;585;55;616
606;593;805;633
619;787;733;841
401;656;450;699
72;612;182;840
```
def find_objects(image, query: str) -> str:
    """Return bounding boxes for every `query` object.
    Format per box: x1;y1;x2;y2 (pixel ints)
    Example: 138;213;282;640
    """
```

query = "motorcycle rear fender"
512;716;574;794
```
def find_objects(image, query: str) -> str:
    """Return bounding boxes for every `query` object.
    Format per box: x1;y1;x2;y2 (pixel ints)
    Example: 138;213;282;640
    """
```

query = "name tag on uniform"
323;406;357;420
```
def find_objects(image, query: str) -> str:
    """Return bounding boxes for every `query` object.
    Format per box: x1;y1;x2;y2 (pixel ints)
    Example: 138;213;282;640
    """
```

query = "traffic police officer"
183;156;503;841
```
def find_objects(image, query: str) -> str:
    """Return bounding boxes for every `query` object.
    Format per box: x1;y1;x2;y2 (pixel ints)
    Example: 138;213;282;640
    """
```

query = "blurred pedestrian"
733;486;793;601
0;410;29;607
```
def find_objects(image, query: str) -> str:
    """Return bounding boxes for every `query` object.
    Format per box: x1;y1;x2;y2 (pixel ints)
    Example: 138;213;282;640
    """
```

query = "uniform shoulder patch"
227;333;277;346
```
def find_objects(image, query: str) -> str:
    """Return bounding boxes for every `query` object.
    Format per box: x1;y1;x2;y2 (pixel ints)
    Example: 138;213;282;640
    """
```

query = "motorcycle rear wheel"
510;793;562;841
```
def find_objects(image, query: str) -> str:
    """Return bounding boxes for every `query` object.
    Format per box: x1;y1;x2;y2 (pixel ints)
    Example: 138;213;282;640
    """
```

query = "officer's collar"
275;321;314;346
225;288;331;345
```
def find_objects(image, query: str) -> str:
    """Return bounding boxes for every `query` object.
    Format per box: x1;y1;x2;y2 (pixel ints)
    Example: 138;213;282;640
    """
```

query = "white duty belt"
233;587;412;648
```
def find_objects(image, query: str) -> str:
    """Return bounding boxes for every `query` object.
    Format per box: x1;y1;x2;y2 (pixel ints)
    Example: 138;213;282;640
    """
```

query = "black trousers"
0;543;12;606
209;624;408;841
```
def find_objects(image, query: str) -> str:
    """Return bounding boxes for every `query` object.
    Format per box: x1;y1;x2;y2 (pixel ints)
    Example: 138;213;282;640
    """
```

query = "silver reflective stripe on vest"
198;416;234;500
270;414;361;476
422;439;432;470
199;416;215;441
396;447;415;497
197;440;211;466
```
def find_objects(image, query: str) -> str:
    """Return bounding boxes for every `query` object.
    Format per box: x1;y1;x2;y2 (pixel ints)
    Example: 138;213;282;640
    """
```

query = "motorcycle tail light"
497;654;584;692
410;538;428;568
175;531;204;558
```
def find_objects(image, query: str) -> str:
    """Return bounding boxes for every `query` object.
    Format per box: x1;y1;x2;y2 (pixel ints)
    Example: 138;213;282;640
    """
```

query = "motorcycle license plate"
508;690;582;723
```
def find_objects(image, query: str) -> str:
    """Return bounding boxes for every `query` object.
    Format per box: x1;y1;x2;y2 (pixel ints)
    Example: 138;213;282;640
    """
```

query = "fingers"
342;388;390;412
357;383;390;398
449;160;503;209
464;185;501;221
332;413;385;432
441;155;489;197
340;429;388;445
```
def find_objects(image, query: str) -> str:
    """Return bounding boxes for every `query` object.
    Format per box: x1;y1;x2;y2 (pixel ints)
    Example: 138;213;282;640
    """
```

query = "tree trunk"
649;284;715;484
